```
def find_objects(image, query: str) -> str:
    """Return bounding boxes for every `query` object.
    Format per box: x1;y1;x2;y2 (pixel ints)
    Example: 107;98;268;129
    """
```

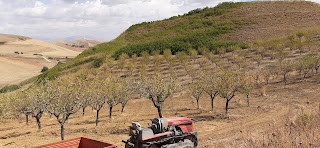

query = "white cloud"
0;0;319;41
15;1;47;16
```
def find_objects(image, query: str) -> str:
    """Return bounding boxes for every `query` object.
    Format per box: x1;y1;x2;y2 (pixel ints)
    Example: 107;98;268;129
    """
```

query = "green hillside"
80;2;247;59
39;1;320;80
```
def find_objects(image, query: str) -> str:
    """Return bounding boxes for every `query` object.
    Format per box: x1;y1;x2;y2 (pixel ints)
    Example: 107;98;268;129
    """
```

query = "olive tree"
216;70;242;114
140;51;150;77
11;92;32;125
276;50;289;67
89;78;107;126
287;35;298;50
313;55;320;73
163;49;175;75
139;74;178;118
189;82;203;109
261;66;278;85
152;50;161;74
46;77;82;140
75;71;91;116
296;32;305;55
202;70;219;111
279;60;295;84
106;77;120;118
118;78;134;113
297;55;314;79
239;74;255;107
176;51;188;70
188;48;198;64
25;85;47;130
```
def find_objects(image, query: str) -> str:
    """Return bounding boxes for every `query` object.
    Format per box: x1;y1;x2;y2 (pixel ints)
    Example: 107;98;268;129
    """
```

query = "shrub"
0;85;20;93
41;66;49;73
301;113;312;126
92;58;104;68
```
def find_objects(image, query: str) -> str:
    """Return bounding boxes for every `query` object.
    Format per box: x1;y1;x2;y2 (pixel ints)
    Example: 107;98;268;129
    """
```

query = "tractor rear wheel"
185;135;197;147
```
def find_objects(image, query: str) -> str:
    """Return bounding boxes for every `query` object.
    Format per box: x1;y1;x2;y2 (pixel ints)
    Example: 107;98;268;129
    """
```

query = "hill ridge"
40;1;320;79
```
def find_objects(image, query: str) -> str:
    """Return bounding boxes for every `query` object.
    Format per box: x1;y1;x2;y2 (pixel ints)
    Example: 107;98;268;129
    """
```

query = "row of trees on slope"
0;65;255;141
1;31;320;141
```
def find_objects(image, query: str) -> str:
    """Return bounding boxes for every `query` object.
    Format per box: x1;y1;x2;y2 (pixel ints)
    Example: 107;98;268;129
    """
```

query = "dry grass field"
0;72;319;148
0;34;80;87
225;1;320;42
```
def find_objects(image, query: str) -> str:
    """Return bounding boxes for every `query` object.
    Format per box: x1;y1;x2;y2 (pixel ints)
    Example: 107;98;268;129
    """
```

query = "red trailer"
32;137;116;148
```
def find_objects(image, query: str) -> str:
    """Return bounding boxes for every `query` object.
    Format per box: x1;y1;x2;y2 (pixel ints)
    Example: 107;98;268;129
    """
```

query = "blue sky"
0;0;319;41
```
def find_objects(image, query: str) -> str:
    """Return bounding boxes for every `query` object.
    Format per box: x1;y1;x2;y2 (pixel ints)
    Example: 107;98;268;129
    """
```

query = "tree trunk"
196;99;199;109
25;114;29;125
36;116;41;130
82;107;85;116
210;93;218;111
283;74;287;85
225;99;230;114
109;106;113;118
121;104;125;113
247;94;250;107
211;97;214;111
60;124;65;140
156;105;163;118
35;112;43;130
95;109;100;126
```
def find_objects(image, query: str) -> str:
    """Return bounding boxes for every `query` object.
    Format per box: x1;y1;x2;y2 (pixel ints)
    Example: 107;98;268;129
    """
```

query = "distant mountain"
56;39;101;49
61;35;99;42
0;33;30;43
0;33;80;88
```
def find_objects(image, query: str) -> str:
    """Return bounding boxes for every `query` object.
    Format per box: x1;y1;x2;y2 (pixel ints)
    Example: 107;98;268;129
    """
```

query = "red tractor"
122;117;197;148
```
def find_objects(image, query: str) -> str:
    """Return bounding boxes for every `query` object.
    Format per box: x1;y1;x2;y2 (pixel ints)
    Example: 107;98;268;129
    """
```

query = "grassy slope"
39;1;320;79
80;2;246;59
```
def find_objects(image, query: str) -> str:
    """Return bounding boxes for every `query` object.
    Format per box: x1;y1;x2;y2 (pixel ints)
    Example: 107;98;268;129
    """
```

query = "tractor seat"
151;118;168;134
